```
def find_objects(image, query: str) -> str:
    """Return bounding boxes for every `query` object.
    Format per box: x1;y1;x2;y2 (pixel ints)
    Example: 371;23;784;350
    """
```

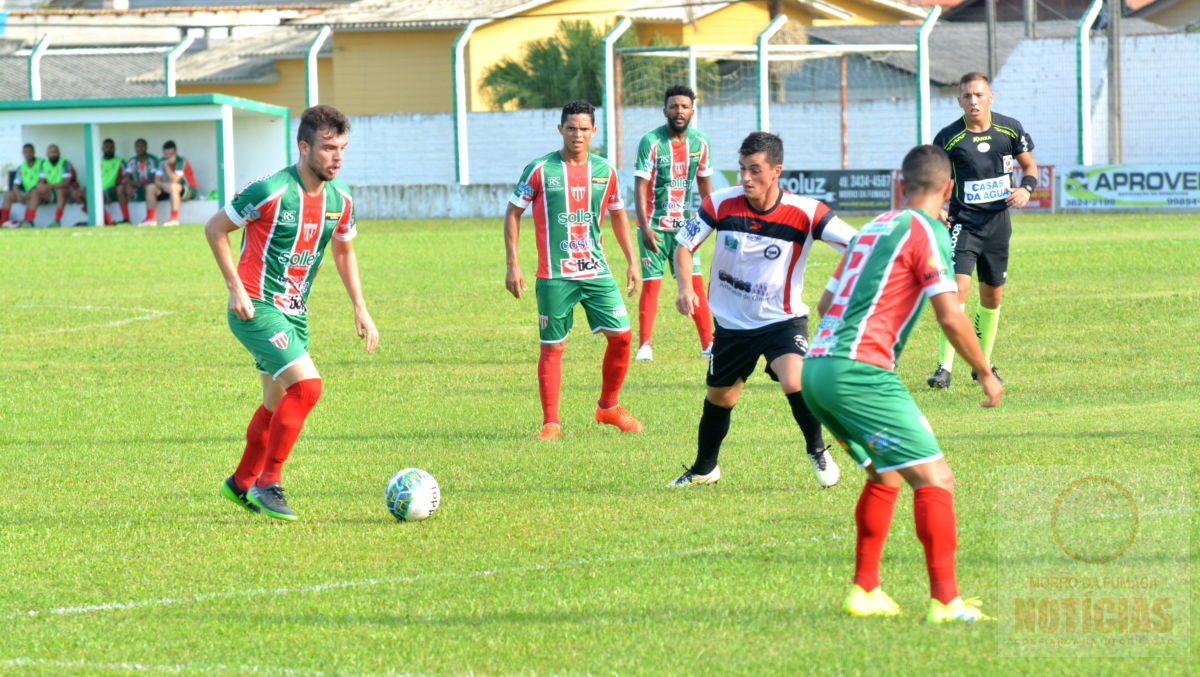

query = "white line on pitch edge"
1;304;173;338
12;535;838;619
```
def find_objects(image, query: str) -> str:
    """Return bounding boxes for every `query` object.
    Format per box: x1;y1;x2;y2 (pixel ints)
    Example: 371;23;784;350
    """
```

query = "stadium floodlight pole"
164;32;196;97
305;25;332;109
453;19;488;185
1076;0;1105;165
603;17;633;166
27;34;51;101
916;6;942;144
756;14;787;132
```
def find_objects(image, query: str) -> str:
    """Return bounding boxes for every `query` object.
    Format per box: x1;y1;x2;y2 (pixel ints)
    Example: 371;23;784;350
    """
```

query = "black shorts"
707;316;808;388
948;210;1010;287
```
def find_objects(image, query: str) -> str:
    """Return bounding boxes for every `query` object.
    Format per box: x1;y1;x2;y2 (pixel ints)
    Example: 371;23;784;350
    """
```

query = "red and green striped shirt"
633;125;712;231
807;208;956;370
225;166;356;317
510;151;624;280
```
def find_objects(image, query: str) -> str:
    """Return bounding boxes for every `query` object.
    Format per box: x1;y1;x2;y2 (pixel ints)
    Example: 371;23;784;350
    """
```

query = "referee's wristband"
1019;175;1037;193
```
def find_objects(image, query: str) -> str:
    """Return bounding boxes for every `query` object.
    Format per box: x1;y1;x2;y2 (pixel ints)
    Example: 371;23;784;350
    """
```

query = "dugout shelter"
0;94;289;226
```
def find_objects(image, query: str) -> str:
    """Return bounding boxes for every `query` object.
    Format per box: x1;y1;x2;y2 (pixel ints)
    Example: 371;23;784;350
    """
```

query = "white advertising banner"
1060;164;1200;210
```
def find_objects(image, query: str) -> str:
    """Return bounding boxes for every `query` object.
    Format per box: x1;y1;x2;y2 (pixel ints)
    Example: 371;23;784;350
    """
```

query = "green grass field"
1;214;1196;676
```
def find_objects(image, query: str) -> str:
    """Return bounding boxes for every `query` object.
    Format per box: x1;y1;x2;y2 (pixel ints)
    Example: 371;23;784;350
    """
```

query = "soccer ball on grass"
385;468;440;522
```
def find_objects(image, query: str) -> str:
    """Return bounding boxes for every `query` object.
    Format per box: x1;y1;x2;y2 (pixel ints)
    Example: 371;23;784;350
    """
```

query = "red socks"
690;274;713;348
638;278;662;347
170;209;180;221
145;208;157;222
257;379;322;487
854;480;900;592
914;485;959;604
1;208;8;222
538;344;564;425
55;207;64;220
598;332;631;409
120;203;130;221
232;405;273;491
26;206;35;221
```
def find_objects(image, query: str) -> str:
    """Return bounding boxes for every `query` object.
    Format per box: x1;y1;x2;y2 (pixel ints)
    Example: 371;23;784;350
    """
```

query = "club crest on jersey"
764;244;781;260
269;331;289;349
570;185;586;202
302;222;319;240
674;161;686;175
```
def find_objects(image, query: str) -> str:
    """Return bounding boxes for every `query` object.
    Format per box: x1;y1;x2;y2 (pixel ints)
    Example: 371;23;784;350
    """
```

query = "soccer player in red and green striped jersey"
802;145;1001;622
505;100;643;441
205;105;379;520
632;85;715;361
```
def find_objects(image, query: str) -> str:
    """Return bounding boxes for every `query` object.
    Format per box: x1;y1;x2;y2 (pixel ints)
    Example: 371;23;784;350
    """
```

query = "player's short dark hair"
901;144;951;195
102;138;114;146
135;138;147;145
738;131;783;166
560;100;595;125
664;85;695;106
22;143;33;151
162;140;176;151
298;104;351;146
959;72;990;87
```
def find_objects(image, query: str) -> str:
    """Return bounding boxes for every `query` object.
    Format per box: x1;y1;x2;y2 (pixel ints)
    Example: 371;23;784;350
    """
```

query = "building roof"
293;0;562;30
129;26;331;85
0;48;166;100
805;18;1172;86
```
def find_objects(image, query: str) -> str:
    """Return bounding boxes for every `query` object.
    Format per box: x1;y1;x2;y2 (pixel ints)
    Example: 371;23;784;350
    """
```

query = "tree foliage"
481;20;718;110
482;20;606;110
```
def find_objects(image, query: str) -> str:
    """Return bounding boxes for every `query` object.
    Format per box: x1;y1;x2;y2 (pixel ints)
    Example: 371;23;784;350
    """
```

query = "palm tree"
482;19;719;110
482;20;606;109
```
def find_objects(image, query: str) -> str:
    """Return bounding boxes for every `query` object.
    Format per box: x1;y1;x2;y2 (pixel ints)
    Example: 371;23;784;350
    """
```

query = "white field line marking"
0;657;331;676
1;304;173;338
12;535;839;619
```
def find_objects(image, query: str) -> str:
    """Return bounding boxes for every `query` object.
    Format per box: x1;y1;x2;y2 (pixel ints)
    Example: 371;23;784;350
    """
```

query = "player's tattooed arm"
633;176;660;253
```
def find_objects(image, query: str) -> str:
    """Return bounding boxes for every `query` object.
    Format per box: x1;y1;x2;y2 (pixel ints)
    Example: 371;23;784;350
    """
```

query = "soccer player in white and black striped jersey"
668;132;857;488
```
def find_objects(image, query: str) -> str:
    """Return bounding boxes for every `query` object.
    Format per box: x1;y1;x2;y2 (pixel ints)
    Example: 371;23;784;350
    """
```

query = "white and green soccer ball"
385;468;440;522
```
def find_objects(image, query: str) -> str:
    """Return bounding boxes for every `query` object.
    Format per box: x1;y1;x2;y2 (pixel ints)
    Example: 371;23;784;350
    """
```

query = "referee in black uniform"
927;72;1038;389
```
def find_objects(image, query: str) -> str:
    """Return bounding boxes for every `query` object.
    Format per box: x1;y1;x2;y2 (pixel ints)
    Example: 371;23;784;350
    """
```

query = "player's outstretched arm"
331;237;379;353
609;208;640;297
633;176;659;253
503;202;525;299
931;292;1002;407
204;210;255;320
674;245;699;316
